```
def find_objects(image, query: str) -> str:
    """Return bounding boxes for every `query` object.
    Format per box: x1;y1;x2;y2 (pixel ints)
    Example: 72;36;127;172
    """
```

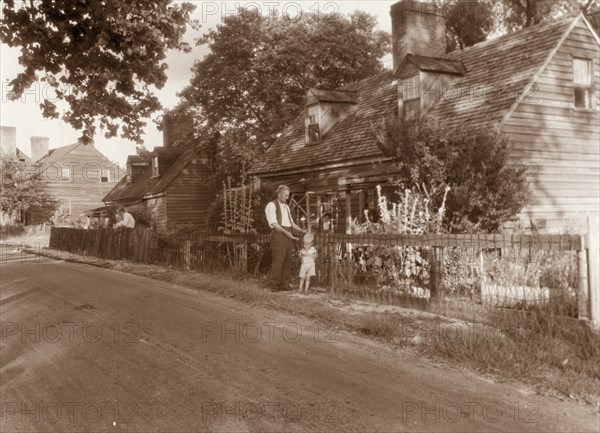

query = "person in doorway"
265;185;306;292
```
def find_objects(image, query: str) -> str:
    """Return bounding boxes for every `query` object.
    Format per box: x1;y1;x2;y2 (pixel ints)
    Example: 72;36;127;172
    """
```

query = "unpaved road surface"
1;260;599;432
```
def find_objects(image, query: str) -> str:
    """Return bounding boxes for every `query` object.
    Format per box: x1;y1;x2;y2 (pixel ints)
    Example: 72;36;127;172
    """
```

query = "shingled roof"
102;143;203;203
250;15;579;176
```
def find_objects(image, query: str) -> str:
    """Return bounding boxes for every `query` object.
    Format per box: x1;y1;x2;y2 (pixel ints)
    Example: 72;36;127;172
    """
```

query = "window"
101;169;110;183
306;104;320;144
126;164;132;183
61;167;71;182
152;156;159;177
402;74;421;121
573;58;593;109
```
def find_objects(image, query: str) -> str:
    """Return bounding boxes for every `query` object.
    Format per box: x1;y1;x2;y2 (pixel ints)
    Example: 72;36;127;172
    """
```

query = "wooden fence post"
184;239;191;270
429;247;442;299
587;217;599;330
578;232;589;319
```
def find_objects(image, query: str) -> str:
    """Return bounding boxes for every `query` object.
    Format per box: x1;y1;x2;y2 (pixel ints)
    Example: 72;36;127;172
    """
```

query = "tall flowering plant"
350;185;450;296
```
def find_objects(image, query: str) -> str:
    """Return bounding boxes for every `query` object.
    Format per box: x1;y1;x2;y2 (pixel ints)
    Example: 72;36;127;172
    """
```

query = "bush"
0;224;26;239
372;116;530;233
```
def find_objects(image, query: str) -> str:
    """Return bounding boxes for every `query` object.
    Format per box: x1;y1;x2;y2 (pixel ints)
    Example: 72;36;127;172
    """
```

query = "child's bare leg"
298;278;305;293
304;277;311;292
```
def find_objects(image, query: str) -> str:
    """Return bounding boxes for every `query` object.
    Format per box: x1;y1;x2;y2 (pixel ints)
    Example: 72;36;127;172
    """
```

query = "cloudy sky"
0;1;397;166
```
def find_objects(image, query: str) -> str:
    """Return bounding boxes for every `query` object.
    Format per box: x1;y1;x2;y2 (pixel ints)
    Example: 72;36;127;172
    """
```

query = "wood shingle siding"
503;19;600;230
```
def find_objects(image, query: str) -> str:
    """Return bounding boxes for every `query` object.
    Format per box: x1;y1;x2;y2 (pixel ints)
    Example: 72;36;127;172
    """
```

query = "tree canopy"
174;9;390;182
442;0;599;50
0;0;197;143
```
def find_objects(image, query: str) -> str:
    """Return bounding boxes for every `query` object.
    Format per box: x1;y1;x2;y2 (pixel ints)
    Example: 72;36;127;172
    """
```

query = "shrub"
372;116;530;233
0;224;26;239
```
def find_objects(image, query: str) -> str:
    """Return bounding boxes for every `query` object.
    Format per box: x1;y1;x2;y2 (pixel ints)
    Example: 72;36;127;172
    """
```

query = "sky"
0;1;397;167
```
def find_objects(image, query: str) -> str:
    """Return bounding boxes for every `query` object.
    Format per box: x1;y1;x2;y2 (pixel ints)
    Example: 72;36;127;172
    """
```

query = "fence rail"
47;226;598;328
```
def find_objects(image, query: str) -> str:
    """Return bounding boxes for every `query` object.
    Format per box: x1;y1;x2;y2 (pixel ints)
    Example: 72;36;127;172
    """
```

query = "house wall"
503;18;600;232
38;144;124;221
146;196;168;232
165;160;216;231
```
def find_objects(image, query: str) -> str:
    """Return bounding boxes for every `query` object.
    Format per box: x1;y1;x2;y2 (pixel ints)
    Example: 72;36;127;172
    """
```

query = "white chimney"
30;136;49;162
0;126;17;159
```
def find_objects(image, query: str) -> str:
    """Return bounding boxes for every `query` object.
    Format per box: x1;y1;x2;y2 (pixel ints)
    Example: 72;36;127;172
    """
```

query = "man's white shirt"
121;212;135;228
265;201;293;228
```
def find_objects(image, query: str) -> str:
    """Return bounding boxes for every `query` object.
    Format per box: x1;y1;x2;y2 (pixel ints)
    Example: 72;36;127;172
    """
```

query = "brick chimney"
30;136;49;162
0;126;17;159
162;112;193;148
390;1;446;72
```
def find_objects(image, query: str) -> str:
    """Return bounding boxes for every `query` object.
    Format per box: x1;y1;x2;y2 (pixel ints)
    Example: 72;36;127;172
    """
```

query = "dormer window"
306;104;320;144
152;156;159;177
402;74;421;121
573;58;593;109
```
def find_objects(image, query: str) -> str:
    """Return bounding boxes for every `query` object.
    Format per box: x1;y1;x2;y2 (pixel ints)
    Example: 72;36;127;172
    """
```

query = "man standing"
115;207;135;228
265;185;306;292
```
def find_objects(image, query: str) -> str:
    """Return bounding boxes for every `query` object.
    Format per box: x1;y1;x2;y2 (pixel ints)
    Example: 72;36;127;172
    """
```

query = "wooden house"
0;126;123;224
249;0;600;234
102;141;216;232
31;138;124;224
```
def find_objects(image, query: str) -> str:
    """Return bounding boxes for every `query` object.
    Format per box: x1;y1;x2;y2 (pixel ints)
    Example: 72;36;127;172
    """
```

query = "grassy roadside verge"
27;248;600;407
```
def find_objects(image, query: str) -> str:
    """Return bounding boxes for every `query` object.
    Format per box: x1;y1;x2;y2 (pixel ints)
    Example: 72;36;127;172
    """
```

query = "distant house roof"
395;53;466;76
250;15;580;176
36;142;80;167
103;143;205;203
16;148;31;163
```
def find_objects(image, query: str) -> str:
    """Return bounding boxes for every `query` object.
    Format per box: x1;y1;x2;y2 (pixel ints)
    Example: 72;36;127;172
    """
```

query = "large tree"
495;0;599;33
441;0;495;51
442;0;599;51
176;9;390;182
0;0;197;143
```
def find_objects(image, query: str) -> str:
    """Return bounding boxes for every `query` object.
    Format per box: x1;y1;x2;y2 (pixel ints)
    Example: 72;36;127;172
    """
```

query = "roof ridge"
449;14;577;55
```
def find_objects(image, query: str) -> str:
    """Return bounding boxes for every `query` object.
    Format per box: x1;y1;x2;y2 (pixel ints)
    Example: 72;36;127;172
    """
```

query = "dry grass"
28;248;600;406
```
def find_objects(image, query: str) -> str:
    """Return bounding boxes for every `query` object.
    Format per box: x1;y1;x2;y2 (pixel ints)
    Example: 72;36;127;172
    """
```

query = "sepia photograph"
1;0;599;432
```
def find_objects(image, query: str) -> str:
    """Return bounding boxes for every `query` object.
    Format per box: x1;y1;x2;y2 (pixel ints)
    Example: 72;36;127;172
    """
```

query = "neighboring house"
32;138;124;224
1;126;123;224
102;140;216;232
249;0;600;234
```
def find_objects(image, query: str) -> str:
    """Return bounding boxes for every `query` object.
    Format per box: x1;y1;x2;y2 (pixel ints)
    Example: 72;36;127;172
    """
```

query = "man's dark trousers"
270;227;294;290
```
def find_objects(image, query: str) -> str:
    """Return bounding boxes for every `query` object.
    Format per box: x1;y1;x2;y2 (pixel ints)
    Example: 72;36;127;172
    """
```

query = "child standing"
298;233;317;293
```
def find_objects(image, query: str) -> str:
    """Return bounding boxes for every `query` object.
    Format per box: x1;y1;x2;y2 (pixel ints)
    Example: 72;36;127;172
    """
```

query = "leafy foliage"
177;8;390;183
372;117;530;233
0;158;58;223
441;0;495;50
0;0;197;143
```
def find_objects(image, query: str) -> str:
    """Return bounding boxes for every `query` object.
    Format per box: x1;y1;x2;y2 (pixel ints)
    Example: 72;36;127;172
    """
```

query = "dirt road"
1;260;598;432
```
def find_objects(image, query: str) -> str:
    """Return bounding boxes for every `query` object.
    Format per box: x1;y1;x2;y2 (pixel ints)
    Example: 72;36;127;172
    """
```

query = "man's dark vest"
271;200;291;227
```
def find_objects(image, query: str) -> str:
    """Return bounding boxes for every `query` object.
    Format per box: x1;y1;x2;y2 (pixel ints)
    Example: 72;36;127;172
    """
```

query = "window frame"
401;74;422;121
101;168;111;183
152;156;159;177
572;57;594;111
60;167;72;182
305;104;321;145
